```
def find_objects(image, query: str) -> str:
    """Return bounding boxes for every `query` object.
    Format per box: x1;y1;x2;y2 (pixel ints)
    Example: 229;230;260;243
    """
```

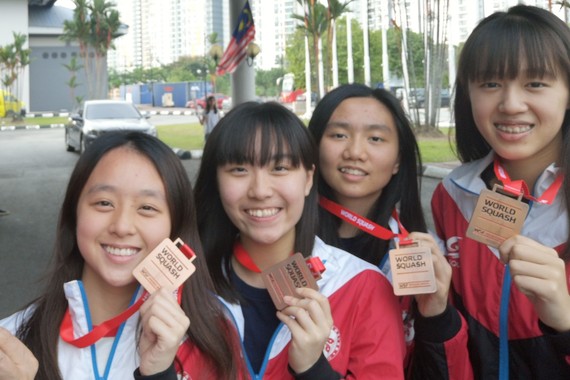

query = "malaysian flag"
216;1;256;75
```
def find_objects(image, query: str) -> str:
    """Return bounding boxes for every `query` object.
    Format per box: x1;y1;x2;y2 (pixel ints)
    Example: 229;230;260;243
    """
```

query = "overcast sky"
56;0;75;9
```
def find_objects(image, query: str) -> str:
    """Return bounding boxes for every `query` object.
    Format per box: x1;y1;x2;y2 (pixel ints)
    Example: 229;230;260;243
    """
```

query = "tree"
326;0;353;89
419;0;450;132
293;0;328;99
0;32;30;120
61;0;122;100
256;67;286;97
63;56;84;110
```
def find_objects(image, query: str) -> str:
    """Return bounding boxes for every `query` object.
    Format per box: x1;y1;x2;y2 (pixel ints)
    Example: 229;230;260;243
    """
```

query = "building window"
51;52;58;59
42;52;49;59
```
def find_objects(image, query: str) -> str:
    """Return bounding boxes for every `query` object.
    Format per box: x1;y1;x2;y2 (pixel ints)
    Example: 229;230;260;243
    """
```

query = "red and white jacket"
220;237;406;379
431;152;570;379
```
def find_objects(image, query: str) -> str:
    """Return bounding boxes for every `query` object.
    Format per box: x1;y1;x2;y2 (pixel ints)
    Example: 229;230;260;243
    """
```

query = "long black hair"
17;132;243;379
454;5;570;261
454;5;570;163
308;84;426;265
194;101;319;302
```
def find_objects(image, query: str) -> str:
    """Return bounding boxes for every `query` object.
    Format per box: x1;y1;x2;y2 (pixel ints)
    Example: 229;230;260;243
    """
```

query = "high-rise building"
108;0;228;72
106;0;570;74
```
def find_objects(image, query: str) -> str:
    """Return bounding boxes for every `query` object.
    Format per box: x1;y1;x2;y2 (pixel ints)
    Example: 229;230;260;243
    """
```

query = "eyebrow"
326;121;394;133
86;184;166;200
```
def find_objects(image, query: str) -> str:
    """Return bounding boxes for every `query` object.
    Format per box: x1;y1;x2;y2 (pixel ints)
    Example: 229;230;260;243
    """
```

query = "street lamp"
208;44;223;94
209;44;223;66
246;42;260;66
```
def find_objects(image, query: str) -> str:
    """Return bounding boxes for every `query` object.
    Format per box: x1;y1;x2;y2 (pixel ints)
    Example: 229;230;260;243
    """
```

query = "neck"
334;194;378;238
82;272;138;325
240;236;293;270
233;233;295;288
498;142;561;191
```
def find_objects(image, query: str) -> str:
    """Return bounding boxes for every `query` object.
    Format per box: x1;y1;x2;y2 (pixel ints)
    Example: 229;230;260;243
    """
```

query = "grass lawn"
0;116;68;125
156;123;204;150
5;116;458;163
417;136;457;163
158;123;459;163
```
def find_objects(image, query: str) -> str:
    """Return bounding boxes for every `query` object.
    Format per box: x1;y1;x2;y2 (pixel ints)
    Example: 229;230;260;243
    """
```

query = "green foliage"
62;0;121;99
64;56;83;109
284;16;427;90
0;32;30;120
256;68;286;97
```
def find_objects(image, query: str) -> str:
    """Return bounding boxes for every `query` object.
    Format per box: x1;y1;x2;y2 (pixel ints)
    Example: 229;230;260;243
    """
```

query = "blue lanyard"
78;283;140;380
498;266;511;380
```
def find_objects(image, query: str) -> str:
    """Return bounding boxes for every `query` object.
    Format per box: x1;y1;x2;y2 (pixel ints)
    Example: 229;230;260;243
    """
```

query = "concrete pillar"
230;0;256;106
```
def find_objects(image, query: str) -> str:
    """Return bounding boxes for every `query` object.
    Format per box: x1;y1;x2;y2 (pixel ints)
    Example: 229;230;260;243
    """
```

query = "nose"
499;86;527;114
247;169;273;199
342;136;367;161
109;206;137;236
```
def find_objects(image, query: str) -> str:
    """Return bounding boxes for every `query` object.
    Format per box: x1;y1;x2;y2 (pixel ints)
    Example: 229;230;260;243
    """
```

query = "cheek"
318;144;340;177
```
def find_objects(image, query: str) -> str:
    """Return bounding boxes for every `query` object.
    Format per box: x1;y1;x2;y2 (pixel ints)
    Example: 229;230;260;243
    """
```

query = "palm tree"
293;0;327;99
326;0;352;89
0;32;30;120
62;0;121;99
207;32;222;94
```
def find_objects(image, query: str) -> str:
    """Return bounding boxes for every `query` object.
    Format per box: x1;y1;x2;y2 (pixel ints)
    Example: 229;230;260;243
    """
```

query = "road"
0;128;441;318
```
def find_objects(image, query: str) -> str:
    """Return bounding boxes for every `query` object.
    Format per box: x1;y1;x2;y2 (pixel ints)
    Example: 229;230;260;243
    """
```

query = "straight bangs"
460;16;568;86
213;102;315;171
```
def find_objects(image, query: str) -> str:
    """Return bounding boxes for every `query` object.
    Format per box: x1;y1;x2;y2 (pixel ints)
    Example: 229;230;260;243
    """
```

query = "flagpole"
230;0;256;106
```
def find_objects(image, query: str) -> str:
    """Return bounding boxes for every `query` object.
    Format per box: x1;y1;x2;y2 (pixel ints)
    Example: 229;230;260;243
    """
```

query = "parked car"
65;100;157;154
185;93;228;111
418;88;451;107
410;88;452;108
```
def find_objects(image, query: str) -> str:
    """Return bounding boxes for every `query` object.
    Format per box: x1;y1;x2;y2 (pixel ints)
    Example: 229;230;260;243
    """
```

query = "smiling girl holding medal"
194;101;406;379
308;84;471;378
431;5;570;379
0;132;244;379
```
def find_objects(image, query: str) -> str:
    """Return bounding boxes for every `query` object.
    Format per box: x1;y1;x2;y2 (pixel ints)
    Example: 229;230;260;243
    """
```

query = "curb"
422;165;453;179
24;109;195;118
0;124;64;131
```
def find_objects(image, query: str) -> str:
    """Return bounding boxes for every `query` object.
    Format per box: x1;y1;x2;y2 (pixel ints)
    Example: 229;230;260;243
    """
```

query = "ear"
305;164;315;196
392;157;401;175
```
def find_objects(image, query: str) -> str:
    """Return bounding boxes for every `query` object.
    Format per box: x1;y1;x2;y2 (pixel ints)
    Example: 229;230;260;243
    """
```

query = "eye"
273;160;292;173
480;82;500;89
224;164;247;175
139;204;161;216
330;132;347;140
527;81;546;88
94;199;113;208
369;135;386;143
140;204;158;212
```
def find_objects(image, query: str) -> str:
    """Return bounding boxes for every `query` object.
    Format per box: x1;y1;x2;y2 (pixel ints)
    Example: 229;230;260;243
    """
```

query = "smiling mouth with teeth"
104;245;139;256
495;124;534;134
340;167;366;176
247;208;279;217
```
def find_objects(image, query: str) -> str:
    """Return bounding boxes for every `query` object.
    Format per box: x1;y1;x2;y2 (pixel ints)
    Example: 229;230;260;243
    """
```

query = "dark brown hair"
16;132;244;379
194;101;318;302
308;84;426;265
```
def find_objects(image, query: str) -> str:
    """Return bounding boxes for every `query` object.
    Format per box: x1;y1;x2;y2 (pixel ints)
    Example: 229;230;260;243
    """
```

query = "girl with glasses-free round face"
76;146;171;292
318;97;400;228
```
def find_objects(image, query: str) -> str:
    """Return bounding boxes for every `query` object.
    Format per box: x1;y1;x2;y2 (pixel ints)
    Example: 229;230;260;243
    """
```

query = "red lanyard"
233;240;326;278
318;196;411;244
493;157;563;205
61;241;196;348
60;291;147;349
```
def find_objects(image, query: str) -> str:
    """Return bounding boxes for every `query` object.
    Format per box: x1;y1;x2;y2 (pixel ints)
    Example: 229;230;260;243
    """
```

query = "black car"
65;100;157;153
